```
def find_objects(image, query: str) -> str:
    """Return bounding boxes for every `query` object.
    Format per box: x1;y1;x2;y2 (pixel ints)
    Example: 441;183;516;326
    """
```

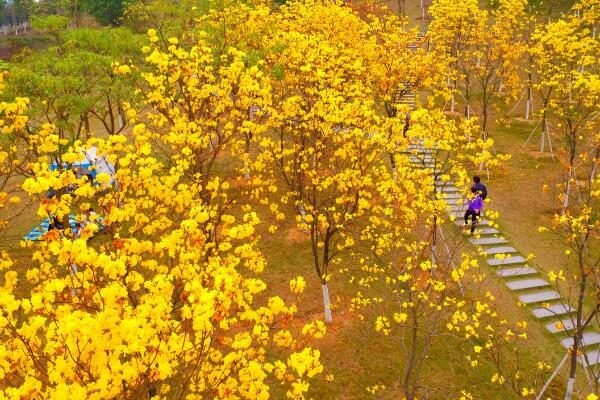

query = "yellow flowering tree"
532;5;600;210
130;27;273;240
350;110;531;399
0;12;326;398
0;96;325;400
365;11;444;172
428;0;484;118
430;0;527;141
255;0;399;324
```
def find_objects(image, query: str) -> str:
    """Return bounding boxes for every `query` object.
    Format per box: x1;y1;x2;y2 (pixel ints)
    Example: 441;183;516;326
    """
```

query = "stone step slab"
470;237;508;246
496;266;537;278
580;349;600;366
440;193;462;199
461;228;495;236
519;290;561;304
444;198;463;205
532;304;574;319
487;256;526;266
546;318;576;333
455;218;492;227
561;332;600;349
475;227;501;235
409;156;433;161
435;182;456;188
506;278;549;291
410;160;434;165
482;246;518;255
438;186;459;193
455;219;490;227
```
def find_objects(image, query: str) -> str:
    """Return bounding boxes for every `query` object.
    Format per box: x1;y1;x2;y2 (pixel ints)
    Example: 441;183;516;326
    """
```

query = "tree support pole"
535;351;569;400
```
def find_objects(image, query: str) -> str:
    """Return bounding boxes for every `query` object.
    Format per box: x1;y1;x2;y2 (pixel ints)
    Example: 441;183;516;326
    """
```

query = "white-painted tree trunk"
70;264;79;297
525;96;531;120
322;283;333;323
564;377;575;400
450;93;455;112
568;77;573;102
298;204;307;219
244;160;251;180
541;130;545;153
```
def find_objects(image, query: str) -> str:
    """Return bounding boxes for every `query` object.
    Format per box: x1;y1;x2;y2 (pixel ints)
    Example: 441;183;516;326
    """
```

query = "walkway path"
406;142;600;372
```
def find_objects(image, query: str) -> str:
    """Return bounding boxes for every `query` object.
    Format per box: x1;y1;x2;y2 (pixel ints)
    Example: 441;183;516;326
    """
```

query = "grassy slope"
0;32;53;60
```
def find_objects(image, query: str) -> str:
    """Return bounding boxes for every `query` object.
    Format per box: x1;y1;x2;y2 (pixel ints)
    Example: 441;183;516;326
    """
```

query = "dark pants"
464;209;480;233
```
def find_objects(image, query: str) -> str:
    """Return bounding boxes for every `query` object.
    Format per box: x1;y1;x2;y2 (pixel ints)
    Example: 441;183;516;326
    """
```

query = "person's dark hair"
473;176;481;183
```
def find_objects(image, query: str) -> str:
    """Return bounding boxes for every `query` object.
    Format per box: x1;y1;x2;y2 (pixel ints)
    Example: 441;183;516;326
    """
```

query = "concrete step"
435;181;456;188
506;278;549;291
496;266;537;278
455;218;490;226
547;318;575;333
438;186;459;193
580;348;600;366
463;230;499;238
532;304;574;319
440;193;462;199
482;246;518;255
444;198;463;205
470;237;508;246
410;159;433;164
561;332;600;349
519;290;561;304
487;256;526;267
469;227;500;236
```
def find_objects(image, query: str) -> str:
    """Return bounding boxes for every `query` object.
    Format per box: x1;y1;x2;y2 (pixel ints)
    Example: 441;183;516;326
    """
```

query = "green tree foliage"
81;0;130;25
2;27;143;153
123;0;208;35
30;14;69;41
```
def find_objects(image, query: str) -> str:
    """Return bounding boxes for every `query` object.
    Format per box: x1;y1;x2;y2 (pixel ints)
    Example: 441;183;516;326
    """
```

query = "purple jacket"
468;195;483;211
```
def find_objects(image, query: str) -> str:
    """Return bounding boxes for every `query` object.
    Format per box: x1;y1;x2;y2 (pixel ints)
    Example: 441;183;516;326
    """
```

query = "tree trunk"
541;111;548;153
322;283;333;323
565;377;575;400
482;110;488;140
84;114;90;136
464;78;470;120
430;215;437;275
567;265;587;400
590;148;599;182
563;167;571;211
526;83;532;120
117;106;125;131
563;132;577;211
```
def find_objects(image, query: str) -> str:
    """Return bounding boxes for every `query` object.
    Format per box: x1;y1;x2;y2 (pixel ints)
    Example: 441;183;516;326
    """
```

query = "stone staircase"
406;140;600;371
